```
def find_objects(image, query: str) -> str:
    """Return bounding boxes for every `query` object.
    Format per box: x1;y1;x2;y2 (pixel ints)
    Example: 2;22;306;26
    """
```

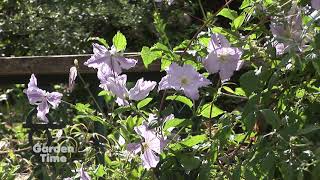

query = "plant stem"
198;0;206;20
77;70;106;119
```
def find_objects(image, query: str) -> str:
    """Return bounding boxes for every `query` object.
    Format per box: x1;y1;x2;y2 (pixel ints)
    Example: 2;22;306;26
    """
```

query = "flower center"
180;77;189;86
218;51;229;63
142;142;149;150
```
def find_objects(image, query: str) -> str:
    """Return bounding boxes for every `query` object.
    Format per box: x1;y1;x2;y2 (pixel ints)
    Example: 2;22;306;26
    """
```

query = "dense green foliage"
0;0;207;56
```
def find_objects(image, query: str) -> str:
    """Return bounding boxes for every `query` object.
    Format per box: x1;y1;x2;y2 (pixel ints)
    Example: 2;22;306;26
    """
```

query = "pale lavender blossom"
79;167;91;180
129;78;157;101
202;33;243;82
84;43;137;76
158;63;211;100
68;66;77;92
270;6;303;54
127;124;166;169
208;33;231;51
99;73;157;106
23;74;63;122
312;0;320;9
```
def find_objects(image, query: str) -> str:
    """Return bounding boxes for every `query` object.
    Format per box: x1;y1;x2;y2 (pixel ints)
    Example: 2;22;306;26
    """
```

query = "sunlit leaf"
113;31;127;52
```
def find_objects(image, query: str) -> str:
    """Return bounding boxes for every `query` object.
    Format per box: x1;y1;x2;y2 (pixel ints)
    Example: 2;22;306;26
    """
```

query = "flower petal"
183;87;200;100
104;74;129;99
84;43;110;69
115;97;129;106
79;167;91;180
127;143;142;155
140;149;159;169
203;52;220;74
146;135;162;154
115;56;137;70
129;78;156;101
23;74;46;105
24;88;46;105
312;0;320;9
46;92;63;109
37;100;49;123
28;74;38;88
208;33;230;52
134;124;148;137
97;64;113;85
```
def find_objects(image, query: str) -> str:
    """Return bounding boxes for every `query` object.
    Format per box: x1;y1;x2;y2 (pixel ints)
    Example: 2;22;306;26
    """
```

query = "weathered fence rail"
0;53;162;85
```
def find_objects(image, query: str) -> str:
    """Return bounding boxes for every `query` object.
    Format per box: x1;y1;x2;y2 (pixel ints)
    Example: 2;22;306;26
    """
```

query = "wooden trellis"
0;53;162;85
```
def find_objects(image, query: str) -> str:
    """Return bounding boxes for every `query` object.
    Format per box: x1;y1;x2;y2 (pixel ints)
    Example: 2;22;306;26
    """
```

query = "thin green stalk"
198;0;206;20
77;70;106;119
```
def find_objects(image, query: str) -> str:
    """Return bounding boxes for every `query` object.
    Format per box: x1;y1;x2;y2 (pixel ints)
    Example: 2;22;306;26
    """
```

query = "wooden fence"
0;53;162;85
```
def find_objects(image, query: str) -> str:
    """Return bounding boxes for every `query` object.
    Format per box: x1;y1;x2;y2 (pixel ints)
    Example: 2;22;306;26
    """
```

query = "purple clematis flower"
158;62;211;100
84;43;137;76
129;78;157;101
23;74;63;123
270;6;303;55
79;167;91;180
99;73;156;106
312;0;320;9
68;66;77;92
127;124;166;169
202;33;243;82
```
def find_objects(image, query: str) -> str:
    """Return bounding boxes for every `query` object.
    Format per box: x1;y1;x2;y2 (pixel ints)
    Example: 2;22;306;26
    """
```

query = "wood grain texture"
0;53;161;84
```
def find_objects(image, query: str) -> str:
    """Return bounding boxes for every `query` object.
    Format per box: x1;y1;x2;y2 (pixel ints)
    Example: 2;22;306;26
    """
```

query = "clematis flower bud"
68;66;77;92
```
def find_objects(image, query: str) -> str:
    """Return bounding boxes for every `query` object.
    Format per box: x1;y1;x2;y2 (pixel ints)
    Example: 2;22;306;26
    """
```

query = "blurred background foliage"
0;0;201;56
0;0;243;56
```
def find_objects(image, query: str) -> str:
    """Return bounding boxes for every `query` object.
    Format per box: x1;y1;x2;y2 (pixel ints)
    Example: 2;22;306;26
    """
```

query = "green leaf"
240;70;260;95
126;116;138;130
152;42;171;53
95;164;106;177
259;109;280;129
297;125;320;135
98;90;109;96
75;103;94;114
243;112;256;131
312;60;320;77
113;106;131;116
141;46;162;68
233;14;246;29
200;103;224;118
181;134;207;147
161;56;172;70
137;98;153;109
173;40;191;51
178;155;201;171
88;37;109;48
163;118;189;131
166;95;193;108
112;31;127;52
198;36;211;47
240;0;252;9
235;87;246;96
217;8;238;20
222;86;235;94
